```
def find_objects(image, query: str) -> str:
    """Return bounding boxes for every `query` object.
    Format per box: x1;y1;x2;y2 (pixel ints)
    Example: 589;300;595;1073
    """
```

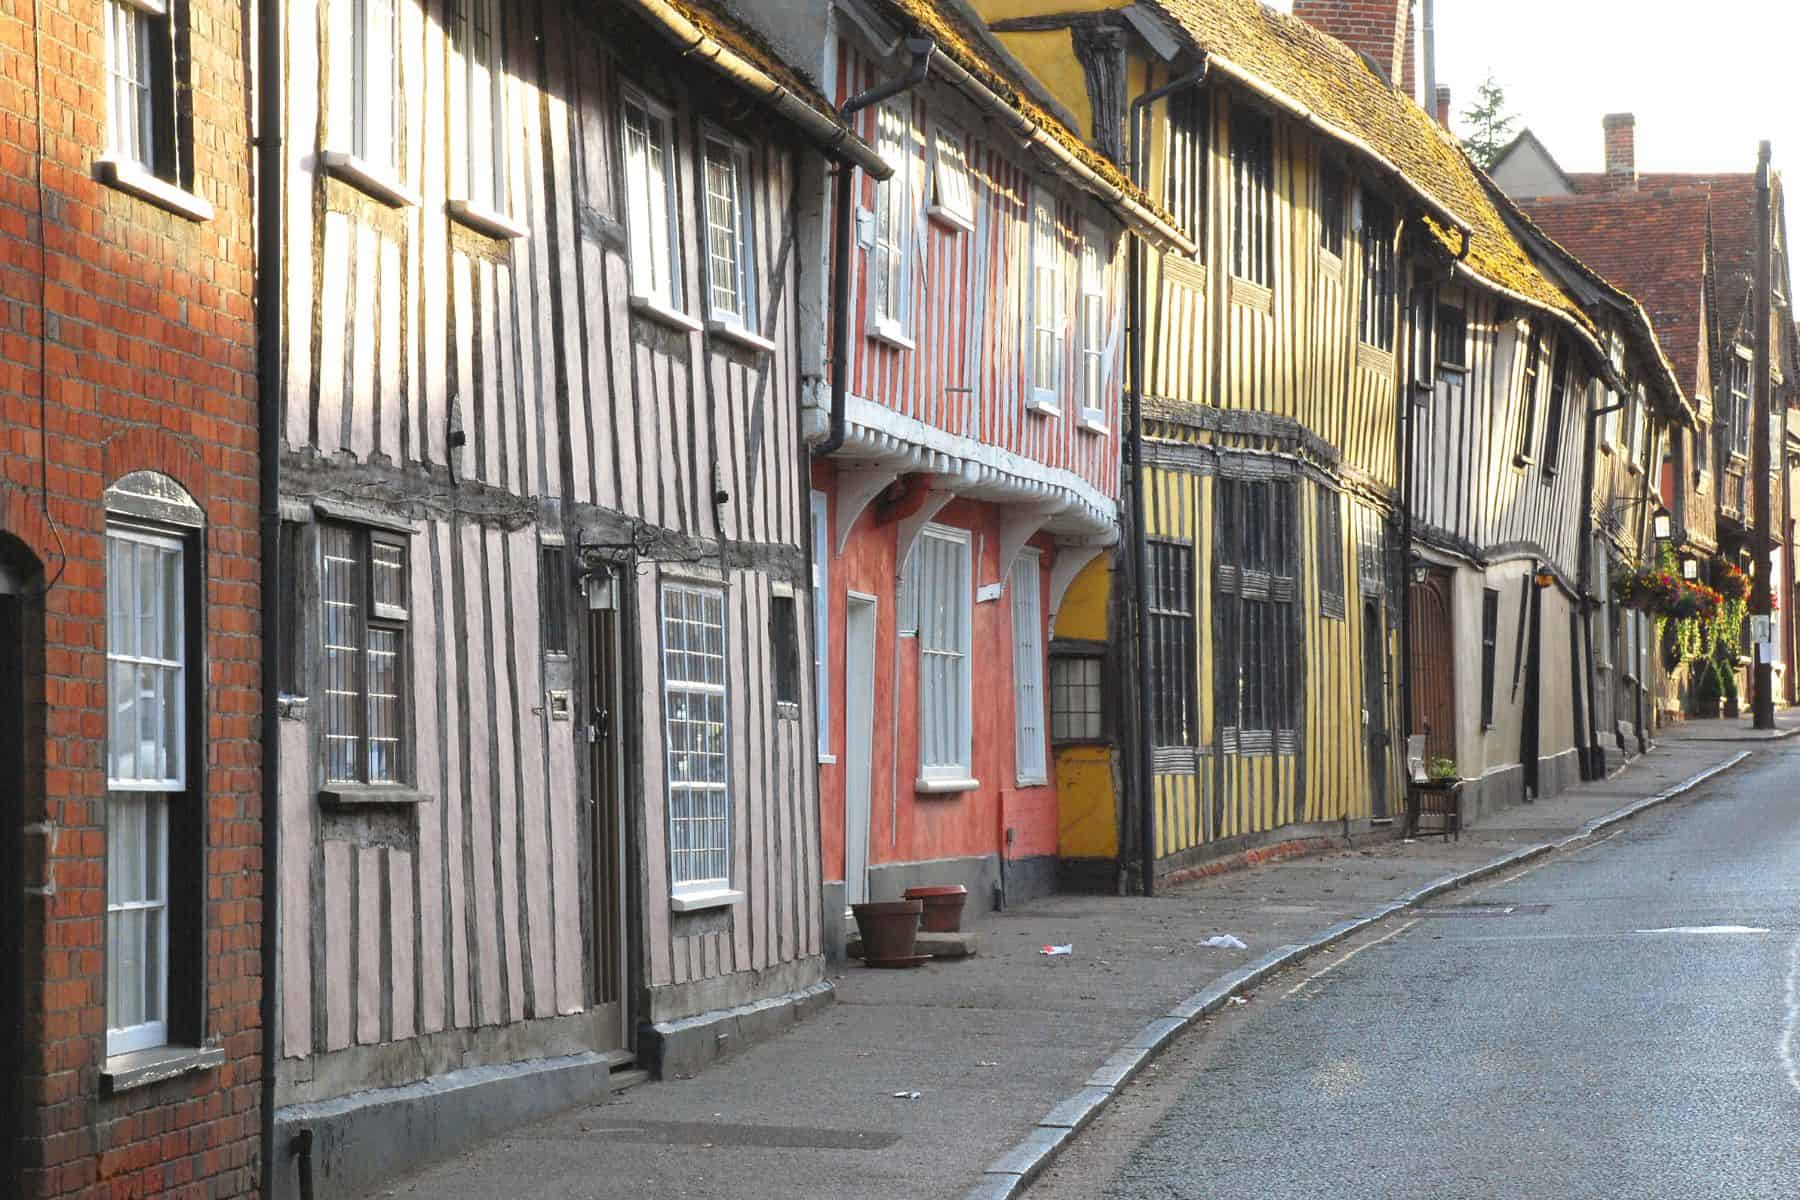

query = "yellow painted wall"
1053;552;1112;641
976;8;1406;868
1056;745;1119;858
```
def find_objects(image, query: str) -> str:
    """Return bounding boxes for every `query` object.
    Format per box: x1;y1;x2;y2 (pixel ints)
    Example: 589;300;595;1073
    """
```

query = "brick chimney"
1603;113;1637;191
1435;86;1452;129
1293;0;1410;88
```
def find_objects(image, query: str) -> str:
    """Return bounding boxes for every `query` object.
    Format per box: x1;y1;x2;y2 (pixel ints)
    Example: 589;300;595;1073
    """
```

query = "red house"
1;0;262;1195
732;0;1187;945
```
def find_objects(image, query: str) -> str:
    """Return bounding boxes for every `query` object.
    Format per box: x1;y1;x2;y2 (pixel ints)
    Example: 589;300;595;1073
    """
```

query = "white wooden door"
844;594;877;908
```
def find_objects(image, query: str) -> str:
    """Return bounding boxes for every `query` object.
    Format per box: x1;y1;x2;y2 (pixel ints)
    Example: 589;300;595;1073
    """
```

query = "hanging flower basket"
1717;563;1751;602
1612;564;1684;617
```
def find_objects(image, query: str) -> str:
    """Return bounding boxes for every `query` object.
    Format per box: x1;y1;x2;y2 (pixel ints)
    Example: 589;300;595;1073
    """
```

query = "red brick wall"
1292;0;1409;87
0;0;260;1196
1604;113;1638;191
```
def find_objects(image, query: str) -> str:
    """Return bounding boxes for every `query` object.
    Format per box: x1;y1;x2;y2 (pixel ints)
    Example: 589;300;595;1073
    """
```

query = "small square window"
1050;656;1104;742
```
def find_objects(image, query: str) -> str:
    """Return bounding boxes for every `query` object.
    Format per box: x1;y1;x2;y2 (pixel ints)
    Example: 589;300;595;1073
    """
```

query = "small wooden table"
1407;780;1464;842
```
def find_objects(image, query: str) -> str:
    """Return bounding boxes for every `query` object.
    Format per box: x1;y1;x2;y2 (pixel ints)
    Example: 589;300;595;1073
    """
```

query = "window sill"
1078;408;1109;435
868;320;916;352
278;694;309;721
94;158;213;222
927;204;975;233
1015;774;1049;788
321;150;420;208
1319;248;1344;276
671;887;743;913
319;786;433;808
630;294;703;334
817;753;838;766
1025;394;1061;418
1229;276;1273;314
103;1045;225;1095
447;198;529;240
915;776;979;794
1513;453;1536;470
706;319;777;354
775;700;800;721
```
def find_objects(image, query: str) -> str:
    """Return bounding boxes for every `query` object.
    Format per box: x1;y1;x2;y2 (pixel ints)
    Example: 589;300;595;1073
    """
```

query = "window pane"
366;627;402;783
662;584;730;889
704;141;745;321
321;526;362;782
107;792;168;1048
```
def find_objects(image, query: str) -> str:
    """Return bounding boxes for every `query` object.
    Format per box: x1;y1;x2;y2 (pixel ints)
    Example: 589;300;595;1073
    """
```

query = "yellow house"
976;0;1606;886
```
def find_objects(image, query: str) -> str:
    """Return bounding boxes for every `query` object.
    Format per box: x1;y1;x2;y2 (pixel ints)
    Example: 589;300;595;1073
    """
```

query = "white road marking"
1284;919;1421;999
1781;933;1800;1097
1632;925;1772;935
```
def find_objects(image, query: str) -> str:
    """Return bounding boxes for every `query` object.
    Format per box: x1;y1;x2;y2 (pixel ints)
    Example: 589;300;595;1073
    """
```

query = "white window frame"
319;524;412;787
622;89;684;313
452;0;508;218
1626;385;1648;472
811;490;833;763
868;100;914;346
701;130;758;331
927;123;974;232
914;525;974;791
1027;185;1064;416
1010;551;1047;785
105;524;186;1058
350;0;399;171
1077;225;1108;432
660;582;734;900
1049;655;1104;743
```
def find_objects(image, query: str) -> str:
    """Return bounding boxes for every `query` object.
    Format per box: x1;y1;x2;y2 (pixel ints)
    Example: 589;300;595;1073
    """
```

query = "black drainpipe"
814;40;932;458
1126;58;1208;896
254;0;284;1190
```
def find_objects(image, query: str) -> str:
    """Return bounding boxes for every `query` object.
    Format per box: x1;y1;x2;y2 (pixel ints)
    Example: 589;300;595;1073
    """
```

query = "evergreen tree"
1460;73;1518;170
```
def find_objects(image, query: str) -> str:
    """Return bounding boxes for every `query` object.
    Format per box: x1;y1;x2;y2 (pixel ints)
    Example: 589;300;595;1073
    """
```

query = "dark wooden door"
585;571;626;1048
1363;599;1390;820
1409;574;1456;763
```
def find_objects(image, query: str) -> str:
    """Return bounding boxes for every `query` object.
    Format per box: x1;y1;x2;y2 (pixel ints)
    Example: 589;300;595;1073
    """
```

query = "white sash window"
915;527;973;789
1011;552;1046;785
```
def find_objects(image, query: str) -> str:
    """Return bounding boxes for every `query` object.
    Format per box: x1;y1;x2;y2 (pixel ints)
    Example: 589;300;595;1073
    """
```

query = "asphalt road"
1033;743;1800;1199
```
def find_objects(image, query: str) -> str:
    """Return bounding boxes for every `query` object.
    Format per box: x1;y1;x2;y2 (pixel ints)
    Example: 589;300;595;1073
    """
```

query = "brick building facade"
1;1;261;1196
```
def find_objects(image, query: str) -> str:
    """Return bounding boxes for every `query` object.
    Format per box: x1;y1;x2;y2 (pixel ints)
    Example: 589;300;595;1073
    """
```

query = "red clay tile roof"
1517;187;1712;398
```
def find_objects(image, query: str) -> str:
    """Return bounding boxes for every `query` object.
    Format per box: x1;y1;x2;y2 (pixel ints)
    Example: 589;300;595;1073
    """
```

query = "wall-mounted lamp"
1653;513;1672;540
1682;558;1699;581
1534;563;1556;590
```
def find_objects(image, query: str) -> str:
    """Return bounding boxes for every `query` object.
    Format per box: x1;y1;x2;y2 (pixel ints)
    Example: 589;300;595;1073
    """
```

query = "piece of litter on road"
976;1060;1000;1068
1201;934;1248;950
892;1090;921;1100
1041;944;1073;956
1227;995;1248;1006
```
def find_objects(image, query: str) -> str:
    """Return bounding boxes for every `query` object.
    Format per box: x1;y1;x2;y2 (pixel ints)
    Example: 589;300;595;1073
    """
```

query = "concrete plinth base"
846;929;981;960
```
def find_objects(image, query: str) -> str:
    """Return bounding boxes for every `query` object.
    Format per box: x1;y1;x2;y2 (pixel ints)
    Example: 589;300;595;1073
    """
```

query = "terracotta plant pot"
851;900;922;965
904;884;969;933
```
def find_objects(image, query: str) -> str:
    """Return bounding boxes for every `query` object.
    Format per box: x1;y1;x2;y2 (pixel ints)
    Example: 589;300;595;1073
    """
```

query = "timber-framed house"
731;0;1187;935
1503;116;1799;720
262;1;883;1194
979;0;1633;881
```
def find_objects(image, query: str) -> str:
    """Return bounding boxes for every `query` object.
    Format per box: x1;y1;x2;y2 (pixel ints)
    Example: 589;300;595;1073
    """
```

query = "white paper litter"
1201;934;1248;950
1040;944;1074;956
892;1091;921;1100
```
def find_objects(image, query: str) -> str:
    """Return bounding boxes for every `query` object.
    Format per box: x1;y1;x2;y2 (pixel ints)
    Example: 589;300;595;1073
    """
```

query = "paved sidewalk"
356;730;1774;1200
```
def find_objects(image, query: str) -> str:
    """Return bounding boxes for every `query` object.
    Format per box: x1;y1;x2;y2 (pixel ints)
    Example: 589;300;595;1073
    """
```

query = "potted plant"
850;899;926;968
1694;658;1724;719
903;884;969;933
1409;757;1463;841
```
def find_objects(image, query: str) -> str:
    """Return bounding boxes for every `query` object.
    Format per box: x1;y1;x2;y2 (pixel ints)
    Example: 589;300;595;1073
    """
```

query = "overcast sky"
1263;1;1800;178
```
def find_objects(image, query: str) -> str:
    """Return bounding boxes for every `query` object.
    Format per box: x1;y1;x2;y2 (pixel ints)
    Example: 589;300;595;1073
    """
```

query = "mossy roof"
1147;0;1592;333
868;0;1176;229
